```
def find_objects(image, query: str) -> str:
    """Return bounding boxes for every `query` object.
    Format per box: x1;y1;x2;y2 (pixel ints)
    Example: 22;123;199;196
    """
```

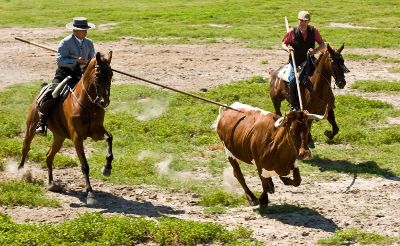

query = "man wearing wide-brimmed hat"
281;10;326;111
35;17;96;135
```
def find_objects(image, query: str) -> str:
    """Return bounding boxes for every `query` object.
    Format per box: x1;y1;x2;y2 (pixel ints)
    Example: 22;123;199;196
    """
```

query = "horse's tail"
19;101;39;169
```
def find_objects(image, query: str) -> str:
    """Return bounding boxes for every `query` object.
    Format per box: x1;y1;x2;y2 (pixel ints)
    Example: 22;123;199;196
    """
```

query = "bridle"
82;64;108;108
311;51;349;89
72;61;112;110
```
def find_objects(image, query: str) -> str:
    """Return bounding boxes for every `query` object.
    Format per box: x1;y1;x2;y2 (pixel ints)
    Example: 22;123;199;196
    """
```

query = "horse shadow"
62;189;185;217
303;156;399;180
256;204;338;232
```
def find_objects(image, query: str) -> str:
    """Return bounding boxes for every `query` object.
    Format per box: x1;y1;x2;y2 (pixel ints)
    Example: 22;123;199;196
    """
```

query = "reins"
70;63;104;110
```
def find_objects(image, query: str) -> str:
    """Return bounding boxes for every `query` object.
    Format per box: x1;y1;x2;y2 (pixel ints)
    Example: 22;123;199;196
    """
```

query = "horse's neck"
74;64;95;102
313;53;332;89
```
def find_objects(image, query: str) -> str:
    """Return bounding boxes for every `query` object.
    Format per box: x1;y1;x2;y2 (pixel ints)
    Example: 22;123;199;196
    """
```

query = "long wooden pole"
15;37;242;112
284;17;303;110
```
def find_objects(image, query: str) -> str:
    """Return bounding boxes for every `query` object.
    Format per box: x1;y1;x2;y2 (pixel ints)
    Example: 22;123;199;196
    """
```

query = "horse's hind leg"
324;109;339;140
46;134;65;191
101;131;113;177
271;98;283;116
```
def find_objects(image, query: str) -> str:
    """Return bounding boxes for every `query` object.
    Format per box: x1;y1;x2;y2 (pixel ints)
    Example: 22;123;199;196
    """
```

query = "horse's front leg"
101;131;113;177
307;120;315;148
73;137;94;205
324;108;339;140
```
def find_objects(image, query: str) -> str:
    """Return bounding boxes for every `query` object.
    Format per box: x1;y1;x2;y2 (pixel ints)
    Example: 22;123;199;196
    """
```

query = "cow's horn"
306;106;329;120
274;117;285;128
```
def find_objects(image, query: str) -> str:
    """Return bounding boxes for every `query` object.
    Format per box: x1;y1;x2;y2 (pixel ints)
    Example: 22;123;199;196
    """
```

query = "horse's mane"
80;57;97;83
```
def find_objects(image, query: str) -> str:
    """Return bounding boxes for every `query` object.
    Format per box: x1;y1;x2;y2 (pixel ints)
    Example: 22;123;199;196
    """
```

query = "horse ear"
327;43;334;54
96;52;101;63
338;44;344;53
107;51;112;64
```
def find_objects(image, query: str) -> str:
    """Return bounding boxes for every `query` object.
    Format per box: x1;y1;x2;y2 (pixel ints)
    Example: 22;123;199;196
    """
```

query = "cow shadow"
303;156;399;180
63;189;185;217
256;204;338;232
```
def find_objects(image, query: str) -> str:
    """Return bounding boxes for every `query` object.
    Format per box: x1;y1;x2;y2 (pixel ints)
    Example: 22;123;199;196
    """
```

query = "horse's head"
327;44;350;89
92;51;113;108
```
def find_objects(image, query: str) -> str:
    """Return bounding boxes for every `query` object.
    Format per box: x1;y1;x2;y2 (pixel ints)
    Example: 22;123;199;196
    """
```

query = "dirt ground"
1;27;400;245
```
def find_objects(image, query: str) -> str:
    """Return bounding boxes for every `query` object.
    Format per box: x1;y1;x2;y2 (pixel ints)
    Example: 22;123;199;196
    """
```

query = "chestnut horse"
19;51;114;204
269;44;349;144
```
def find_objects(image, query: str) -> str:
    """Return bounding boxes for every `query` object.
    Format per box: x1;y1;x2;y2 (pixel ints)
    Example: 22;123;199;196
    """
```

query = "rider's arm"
282;29;295;53
56;35;79;69
308;27;326;55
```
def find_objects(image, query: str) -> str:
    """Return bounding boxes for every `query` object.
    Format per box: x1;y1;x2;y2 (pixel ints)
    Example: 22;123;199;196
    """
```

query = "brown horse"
19;51;114;205
269;44;349;144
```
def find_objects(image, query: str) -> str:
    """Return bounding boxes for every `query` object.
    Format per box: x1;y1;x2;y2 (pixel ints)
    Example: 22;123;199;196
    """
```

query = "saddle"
36;76;72;107
277;60;309;83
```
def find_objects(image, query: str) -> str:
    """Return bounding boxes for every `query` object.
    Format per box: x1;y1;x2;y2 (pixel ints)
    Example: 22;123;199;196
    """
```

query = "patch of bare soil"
1;28;400;245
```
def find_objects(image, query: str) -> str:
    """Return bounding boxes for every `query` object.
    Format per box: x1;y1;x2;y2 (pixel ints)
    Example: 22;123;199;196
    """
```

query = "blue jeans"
288;63;300;109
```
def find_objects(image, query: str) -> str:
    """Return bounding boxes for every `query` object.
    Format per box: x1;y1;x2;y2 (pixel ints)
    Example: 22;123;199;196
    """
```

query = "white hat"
66;17;95;30
298;11;311;21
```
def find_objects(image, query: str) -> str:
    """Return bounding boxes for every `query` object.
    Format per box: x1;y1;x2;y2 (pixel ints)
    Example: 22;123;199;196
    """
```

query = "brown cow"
216;102;326;207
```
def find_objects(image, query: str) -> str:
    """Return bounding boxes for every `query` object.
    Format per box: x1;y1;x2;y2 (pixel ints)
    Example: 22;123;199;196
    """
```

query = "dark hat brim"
65;22;96;30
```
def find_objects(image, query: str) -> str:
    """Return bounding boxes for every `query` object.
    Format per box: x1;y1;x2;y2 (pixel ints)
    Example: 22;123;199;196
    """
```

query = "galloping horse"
269;44;349;144
19;51;114;204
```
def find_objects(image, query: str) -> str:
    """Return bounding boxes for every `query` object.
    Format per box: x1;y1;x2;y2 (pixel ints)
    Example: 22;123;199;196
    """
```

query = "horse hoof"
86;192;96;206
102;167;111;177
246;195;259;206
47;183;64;193
324;130;334;140
267;186;275;194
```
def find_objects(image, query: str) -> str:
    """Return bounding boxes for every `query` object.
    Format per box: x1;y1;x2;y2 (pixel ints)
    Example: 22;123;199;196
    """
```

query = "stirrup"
35;124;47;136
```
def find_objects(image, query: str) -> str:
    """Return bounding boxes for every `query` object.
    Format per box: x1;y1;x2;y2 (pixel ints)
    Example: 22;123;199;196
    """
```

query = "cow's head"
274;109;327;160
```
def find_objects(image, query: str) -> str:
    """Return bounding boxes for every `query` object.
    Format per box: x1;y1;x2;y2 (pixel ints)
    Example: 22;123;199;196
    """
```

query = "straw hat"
298;11;311;21
66;17;95;30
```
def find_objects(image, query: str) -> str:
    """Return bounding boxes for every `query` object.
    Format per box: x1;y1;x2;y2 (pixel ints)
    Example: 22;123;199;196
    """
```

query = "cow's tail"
212;105;226;129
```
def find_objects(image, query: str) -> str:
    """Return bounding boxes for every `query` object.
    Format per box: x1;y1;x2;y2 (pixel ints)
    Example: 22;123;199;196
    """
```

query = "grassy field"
0;212;253;245
1;78;399;190
1;0;399;48
1;1;399;244
0;79;399;244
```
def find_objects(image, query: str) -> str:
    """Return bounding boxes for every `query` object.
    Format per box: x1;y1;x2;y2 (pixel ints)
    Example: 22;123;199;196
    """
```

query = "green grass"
0;180;60;208
1;79;400;199
344;53;383;61
319;228;397;245
199;189;248;208
350;80;400;93
0;0;399;48
0;212;254;245
344;54;400;64
389;67;400;73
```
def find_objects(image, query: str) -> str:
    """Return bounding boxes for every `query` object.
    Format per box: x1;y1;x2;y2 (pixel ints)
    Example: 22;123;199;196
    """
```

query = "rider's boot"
289;85;300;111
35;97;55;136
